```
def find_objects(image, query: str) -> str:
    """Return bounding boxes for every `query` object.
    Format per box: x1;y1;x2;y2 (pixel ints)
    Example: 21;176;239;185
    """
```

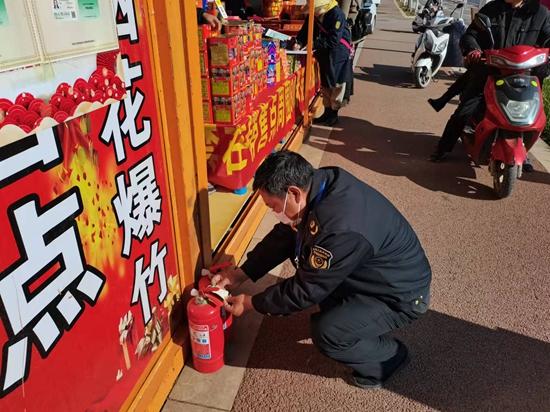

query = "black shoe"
313;108;333;125
351;340;410;390
428;97;446;112
430;150;448;162
351;372;383;390
523;158;534;173
324;112;339;127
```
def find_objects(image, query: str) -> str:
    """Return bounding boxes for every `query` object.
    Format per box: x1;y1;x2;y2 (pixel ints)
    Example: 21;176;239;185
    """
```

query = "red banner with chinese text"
0;1;181;411
205;67;312;191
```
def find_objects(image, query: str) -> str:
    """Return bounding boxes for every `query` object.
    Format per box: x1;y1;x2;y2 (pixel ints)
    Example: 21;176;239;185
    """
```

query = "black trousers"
437;94;485;153
310;294;428;380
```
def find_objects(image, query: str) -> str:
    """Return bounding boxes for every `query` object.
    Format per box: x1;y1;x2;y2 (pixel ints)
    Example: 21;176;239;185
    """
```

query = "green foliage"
543;80;550;145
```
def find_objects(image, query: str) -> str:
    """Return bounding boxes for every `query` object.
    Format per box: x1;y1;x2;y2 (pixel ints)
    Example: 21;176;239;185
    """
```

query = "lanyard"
294;180;327;267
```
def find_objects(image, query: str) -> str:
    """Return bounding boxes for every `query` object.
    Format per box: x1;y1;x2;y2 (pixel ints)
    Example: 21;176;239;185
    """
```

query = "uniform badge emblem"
335;20;341;29
309;219;319;235
309;245;333;269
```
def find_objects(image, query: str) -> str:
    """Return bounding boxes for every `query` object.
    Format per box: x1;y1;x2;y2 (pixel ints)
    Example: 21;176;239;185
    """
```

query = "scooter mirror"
475;13;492;30
450;2;464;16
474;13;495;48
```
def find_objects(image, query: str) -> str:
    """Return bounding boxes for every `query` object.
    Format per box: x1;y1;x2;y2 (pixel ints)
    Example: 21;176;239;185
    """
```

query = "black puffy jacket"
461;0;550;54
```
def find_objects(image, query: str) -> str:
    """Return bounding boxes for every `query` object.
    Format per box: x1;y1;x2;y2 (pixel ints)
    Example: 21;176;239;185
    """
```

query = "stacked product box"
209;35;246;124
199;24;215;123
207;21;268;125
203;20;297;125
263;39;280;87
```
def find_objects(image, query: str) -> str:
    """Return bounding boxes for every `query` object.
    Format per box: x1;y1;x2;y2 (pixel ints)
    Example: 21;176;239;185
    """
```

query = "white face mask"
272;192;294;225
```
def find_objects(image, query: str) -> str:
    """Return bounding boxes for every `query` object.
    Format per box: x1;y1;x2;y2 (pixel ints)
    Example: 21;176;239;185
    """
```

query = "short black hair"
253;151;314;196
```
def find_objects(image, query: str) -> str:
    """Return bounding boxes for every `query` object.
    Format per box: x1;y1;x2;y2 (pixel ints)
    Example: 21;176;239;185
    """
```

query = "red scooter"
461;15;548;198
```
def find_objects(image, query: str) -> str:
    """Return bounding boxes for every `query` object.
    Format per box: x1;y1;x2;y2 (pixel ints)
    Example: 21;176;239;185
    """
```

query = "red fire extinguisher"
187;266;233;373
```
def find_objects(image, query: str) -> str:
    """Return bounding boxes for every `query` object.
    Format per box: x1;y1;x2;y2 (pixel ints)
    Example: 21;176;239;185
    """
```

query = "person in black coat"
213;151;432;389
294;0;354;126
430;0;550;162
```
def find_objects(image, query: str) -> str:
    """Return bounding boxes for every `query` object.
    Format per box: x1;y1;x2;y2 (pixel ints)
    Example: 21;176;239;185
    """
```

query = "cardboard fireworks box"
208;36;241;67
210;66;241;97
199;50;210;76
201;76;212;101
202;100;213;123
212;93;246;124
198;24;213;50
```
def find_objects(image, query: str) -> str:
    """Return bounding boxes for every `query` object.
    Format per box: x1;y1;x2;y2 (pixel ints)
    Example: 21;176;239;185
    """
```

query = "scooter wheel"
414;66;431;88
492;160;518;199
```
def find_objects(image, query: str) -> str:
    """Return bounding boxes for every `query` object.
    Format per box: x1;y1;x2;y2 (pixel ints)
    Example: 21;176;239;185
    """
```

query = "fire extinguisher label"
190;323;211;359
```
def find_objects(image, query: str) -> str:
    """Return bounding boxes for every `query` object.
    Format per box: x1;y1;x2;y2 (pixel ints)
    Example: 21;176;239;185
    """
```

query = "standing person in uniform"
294;0;354;126
430;0;550;162
213;151;432;389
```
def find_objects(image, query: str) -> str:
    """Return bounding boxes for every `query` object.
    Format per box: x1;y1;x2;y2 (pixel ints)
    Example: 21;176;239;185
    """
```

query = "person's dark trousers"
435;65;488;155
436;94;484;153
310;294;428;381
429;69;472;112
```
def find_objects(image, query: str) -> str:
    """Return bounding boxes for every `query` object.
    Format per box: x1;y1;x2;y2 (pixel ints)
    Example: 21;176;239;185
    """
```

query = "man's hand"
224;294;254;317
464;49;482;67
211;267;248;291
202;12;222;31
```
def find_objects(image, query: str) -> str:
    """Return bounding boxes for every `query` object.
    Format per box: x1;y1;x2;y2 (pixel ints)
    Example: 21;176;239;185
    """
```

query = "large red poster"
0;1;181;410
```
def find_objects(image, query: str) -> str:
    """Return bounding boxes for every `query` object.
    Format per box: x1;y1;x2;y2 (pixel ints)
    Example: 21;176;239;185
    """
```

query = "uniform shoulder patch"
309;245;333;270
335;20;341;29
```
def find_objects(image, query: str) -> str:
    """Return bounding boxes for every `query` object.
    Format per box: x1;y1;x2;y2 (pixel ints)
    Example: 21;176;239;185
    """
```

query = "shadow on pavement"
355;65;460;89
381;28;417;34
228;296;550;411
308;116;499;200
522;164;550;185
363;47;415;55
355;64;416;88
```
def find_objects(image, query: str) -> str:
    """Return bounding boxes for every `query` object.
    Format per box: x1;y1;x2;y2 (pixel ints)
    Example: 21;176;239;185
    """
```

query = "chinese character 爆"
113;155;162;257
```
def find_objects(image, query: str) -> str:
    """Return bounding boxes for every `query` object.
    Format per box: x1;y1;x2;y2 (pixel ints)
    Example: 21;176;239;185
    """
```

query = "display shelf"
209;181;254;250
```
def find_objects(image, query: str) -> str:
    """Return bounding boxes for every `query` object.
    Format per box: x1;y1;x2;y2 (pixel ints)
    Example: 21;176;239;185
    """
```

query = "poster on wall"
0;0;41;71
0;0;182;410
31;0;119;62
0;0;126;148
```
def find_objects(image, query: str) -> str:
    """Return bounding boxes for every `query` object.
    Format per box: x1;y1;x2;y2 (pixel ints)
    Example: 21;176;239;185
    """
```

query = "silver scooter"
411;2;465;88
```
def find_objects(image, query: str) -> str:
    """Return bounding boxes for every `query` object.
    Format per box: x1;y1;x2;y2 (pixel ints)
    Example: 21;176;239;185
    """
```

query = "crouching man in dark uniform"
214;151;432;389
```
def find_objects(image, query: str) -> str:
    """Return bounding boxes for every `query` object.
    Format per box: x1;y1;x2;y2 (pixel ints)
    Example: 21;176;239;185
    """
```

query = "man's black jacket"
461;0;550;54
241;168;432;316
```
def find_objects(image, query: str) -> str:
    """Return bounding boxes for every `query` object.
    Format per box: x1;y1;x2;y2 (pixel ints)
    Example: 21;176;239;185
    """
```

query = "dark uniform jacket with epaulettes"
296;6;354;95
241;167;432;316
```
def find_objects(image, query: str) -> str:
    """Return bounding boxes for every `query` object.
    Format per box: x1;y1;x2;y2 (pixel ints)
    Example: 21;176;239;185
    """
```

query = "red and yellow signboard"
205;67;311;191
0;1;181;410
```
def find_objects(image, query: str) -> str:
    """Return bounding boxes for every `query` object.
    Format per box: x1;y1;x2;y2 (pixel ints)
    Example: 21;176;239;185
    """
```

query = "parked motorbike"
412;0;444;33
460;14;548;198
411;2;464;88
